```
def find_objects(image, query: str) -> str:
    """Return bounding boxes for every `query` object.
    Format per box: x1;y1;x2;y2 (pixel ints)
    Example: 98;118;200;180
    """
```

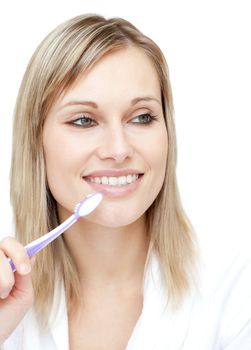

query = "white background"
0;0;250;257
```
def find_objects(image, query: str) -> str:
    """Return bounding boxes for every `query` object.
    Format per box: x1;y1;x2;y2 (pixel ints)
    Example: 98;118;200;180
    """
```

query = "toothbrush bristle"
74;202;80;213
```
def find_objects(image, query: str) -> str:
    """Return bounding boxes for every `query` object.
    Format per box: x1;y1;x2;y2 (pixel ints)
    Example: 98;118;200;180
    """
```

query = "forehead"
57;46;161;108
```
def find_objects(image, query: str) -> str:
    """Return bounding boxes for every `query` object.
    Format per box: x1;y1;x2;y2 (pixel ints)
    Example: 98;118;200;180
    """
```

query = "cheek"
130;126;168;214
43;123;90;174
143;126;168;180
42;127;89;205
43;131;74;178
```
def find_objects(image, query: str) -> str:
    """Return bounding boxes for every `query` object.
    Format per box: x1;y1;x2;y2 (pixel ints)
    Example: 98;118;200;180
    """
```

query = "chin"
88;208;145;228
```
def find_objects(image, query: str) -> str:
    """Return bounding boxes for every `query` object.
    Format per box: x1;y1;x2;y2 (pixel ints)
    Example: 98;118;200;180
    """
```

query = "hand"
0;237;35;345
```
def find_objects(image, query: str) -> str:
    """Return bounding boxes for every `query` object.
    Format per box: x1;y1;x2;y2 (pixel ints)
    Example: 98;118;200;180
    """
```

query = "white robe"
2;245;251;349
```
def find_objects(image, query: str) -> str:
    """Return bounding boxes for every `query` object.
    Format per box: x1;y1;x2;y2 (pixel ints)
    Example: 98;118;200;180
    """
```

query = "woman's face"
43;46;168;227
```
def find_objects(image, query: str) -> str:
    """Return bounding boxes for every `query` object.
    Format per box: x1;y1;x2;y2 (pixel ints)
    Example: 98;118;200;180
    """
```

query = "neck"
62;214;149;292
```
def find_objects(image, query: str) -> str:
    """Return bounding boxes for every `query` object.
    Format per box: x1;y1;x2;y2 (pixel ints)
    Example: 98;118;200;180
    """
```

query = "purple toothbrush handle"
7;192;103;272
8;239;61;272
8;214;77;272
25;240;53;257
8;259;16;271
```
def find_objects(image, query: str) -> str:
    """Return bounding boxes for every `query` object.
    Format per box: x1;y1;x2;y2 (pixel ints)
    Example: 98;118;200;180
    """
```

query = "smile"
82;173;144;198
85;174;140;186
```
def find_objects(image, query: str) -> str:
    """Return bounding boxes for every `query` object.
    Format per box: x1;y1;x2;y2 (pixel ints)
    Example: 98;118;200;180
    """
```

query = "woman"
0;14;250;350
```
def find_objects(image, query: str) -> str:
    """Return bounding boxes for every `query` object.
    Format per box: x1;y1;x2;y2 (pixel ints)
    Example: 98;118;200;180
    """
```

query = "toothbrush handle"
8;214;77;272
25;215;77;256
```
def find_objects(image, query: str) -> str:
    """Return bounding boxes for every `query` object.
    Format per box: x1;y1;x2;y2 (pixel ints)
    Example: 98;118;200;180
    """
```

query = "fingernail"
19;263;31;275
0;291;9;299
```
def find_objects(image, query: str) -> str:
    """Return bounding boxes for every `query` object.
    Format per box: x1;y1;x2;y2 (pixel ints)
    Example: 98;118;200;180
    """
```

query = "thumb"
10;256;35;302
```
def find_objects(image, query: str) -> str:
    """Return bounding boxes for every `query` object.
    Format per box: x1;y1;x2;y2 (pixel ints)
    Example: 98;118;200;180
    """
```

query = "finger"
0;237;31;275
10;256;36;302
0;250;15;299
10;270;34;305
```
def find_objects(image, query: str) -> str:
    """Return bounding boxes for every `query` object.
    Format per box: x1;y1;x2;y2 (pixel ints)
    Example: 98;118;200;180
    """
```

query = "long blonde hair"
10;14;197;327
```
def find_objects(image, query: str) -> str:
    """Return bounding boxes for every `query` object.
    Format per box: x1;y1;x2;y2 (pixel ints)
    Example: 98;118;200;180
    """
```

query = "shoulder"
195;237;251;349
198;235;251;296
148;240;251;349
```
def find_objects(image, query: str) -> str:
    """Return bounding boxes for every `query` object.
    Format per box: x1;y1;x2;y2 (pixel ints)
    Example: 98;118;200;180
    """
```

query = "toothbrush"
9;192;103;272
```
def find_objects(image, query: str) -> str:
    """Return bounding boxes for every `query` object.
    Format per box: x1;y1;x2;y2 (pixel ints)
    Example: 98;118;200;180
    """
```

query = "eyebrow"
58;96;161;110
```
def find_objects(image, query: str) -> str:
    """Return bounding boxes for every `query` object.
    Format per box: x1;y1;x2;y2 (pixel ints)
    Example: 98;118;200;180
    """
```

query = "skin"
0;46;168;347
0;239;34;344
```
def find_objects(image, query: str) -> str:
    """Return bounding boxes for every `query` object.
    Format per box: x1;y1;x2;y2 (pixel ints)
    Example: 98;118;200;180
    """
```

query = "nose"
97;124;134;163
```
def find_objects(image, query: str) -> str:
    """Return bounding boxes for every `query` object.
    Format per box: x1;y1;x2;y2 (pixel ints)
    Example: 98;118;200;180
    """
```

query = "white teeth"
118;176;127;185
87;174;140;186
109;177;118;186
126;174;131;183
101;176;109;185
94;177;101;184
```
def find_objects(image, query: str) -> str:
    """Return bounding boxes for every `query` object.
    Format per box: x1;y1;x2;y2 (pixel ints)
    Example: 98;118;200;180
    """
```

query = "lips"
82;169;144;198
83;169;144;177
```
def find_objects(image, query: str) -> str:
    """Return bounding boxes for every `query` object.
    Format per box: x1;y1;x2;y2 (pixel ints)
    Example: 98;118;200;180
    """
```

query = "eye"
131;113;158;125
71;115;97;128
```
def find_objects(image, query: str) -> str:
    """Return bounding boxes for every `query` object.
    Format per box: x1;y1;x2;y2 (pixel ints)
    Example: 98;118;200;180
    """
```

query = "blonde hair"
10;14;197;327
